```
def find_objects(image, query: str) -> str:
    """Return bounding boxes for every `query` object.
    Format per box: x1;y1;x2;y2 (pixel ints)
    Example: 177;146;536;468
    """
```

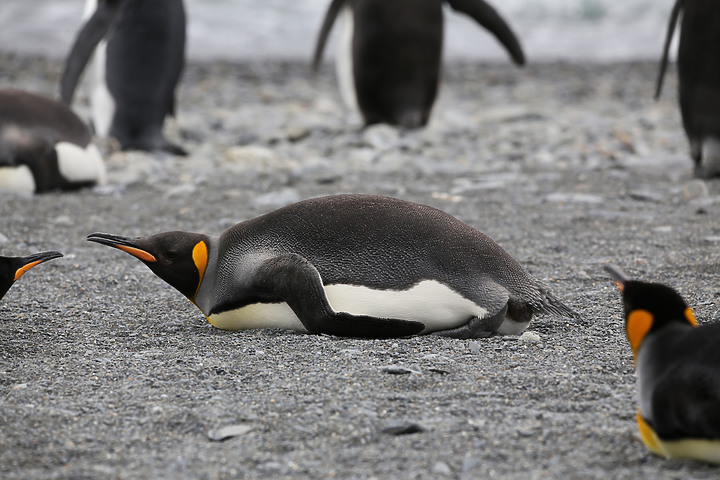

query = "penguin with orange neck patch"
87;194;574;339
605;264;720;464
0;251;63;301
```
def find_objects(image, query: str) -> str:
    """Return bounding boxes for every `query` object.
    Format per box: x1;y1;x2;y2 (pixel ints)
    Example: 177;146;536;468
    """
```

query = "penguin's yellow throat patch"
192;241;208;299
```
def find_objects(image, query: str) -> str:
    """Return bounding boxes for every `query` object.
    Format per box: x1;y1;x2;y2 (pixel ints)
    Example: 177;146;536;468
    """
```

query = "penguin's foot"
162;140;188;156
431;305;508;339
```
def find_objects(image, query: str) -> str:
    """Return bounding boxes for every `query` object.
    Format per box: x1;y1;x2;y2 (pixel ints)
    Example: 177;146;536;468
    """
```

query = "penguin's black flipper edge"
60;0;121;104
255;254;425;339
652;362;720;440
311;0;350;72
654;0;684;100
446;0;526;65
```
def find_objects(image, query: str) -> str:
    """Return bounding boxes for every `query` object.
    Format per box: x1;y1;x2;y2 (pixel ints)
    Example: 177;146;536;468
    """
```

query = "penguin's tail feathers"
539;289;577;319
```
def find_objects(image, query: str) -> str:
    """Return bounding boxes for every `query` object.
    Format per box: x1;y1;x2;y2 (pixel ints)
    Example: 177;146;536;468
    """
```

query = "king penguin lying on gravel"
88;195;574;339
0;251;63;301
605;264;720;464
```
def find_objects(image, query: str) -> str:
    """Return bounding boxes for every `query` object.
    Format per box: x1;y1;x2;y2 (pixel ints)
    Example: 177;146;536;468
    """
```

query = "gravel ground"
2;53;720;479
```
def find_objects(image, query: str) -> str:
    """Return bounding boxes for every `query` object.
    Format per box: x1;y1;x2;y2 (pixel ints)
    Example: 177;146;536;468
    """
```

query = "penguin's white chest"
335;5;359;114
206;280;488;333
80;0;115;137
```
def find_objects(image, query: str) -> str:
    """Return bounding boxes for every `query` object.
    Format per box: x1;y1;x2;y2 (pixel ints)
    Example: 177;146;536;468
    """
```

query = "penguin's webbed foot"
431;305;508;339
162;141;188;157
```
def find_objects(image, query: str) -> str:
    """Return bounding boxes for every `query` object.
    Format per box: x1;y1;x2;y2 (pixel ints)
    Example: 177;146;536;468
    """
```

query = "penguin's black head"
604;264;696;358
0;250;63;300
87;231;210;301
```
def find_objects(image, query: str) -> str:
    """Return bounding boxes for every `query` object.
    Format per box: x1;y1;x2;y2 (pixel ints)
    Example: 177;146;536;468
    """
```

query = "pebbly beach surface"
1;52;720;479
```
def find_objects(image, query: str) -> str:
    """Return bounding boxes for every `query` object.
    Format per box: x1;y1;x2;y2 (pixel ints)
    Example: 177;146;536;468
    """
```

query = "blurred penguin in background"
61;0;187;155
656;0;720;178
0;88;105;193
312;0;525;129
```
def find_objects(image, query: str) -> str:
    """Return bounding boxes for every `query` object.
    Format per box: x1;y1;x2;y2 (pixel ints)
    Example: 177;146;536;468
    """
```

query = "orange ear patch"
192;241;208;299
13;260;43;281
685;307;698;327
627;309;653;357
117;245;156;262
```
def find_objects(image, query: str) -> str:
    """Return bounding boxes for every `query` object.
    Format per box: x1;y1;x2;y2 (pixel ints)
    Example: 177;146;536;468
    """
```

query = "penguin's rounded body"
60;0;187;155
655;0;720;178
605;264;720;464
0;89;106;193
312;0;525;129
88;194;574;339
0;251;63;301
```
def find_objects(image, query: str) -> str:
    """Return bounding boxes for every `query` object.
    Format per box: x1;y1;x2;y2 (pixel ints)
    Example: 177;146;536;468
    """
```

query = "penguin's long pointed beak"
603;263;630;291
15;250;63;281
87;232;157;263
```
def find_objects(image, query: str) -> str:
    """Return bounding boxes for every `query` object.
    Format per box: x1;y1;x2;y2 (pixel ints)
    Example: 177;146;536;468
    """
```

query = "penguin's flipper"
651;363;720;440
60;0;122;104
655;0;684;100
255;254;425;338
446;0;525;65
311;0;350;72
432;304;508;339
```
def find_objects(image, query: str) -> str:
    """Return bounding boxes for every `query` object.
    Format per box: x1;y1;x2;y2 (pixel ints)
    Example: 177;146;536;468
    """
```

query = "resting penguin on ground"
60;0;187;155
87;194;574;339
605;264;720;464
0;89;106;193
655;0;720;178
0;251;63;301
312;0;525;128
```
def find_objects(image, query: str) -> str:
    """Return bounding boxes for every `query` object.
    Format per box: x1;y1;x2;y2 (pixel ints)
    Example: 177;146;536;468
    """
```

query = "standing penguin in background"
0;89;106;193
0;251;63;301
87;195;574;339
60;0;187;155
605;264;720;464
312;0;525;128
655;0;720;178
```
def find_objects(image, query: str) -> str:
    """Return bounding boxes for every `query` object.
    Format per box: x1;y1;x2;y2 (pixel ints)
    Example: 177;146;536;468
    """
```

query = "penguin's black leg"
254;254;425;339
431;304;508;339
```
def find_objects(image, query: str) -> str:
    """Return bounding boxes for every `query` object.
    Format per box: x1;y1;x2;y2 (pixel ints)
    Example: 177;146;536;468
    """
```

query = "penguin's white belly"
56;142;106;184
90;40;115;138
0;165;35;193
656;437;720;464
206;280;487;333
335;5;359;114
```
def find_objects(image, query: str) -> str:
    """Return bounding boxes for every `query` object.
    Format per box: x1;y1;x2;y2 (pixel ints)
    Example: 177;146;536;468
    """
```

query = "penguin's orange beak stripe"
685;307;698;327
116;245;156;262
14;260;43;281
